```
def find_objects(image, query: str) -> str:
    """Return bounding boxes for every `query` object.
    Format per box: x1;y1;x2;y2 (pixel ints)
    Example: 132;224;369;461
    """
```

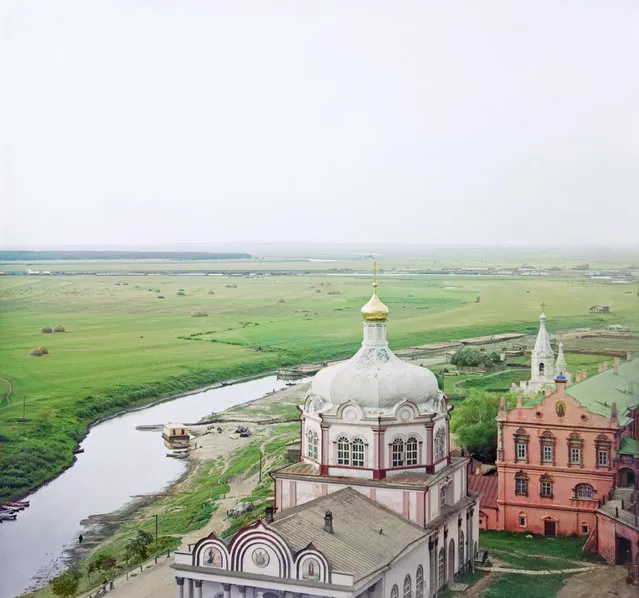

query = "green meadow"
1;271;638;501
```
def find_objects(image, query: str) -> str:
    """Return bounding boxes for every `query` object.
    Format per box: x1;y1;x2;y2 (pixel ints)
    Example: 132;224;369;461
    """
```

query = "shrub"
38;346;49;355
225;284;237;288
41;326;52;334
177;289;185;296
53;325;65;333
157;296;165;299
277;297;286;303
327;290;341;295
208;290;215;295
29;348;43;356
190;311;208;317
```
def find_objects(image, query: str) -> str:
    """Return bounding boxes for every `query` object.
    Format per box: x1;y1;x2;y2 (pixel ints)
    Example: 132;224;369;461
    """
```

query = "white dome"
311;345;441;412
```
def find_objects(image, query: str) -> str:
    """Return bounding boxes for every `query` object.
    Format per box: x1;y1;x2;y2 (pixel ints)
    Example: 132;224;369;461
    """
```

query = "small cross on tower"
540;302;546;313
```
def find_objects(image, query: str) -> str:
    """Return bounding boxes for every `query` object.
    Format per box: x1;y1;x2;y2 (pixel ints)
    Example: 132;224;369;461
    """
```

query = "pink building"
494;357;639;583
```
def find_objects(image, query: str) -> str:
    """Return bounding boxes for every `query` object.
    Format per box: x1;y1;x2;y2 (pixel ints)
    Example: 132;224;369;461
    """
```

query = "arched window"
576;484;594;499
540;430;555;463
415;565;424;598
403;575;412;598
352;438;365;467
434;428;446;461
539;362;545;376
568;432;583;466
406;436;418;465
392;438;404;467
438;547;446;588
308;560;314;576
459;531;465;567
514;427;529;462
390;584;399;598
337;436;350;465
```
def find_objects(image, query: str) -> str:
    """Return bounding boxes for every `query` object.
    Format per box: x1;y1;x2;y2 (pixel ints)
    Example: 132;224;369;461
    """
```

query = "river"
0;375;288;598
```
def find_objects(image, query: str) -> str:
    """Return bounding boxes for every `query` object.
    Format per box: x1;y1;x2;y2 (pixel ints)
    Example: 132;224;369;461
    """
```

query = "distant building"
515;313;571;396
163;424;189;449
590;305;610;314
173;277;479;597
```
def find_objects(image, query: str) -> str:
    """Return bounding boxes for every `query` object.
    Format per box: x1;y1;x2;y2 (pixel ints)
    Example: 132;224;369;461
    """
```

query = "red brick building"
492;357;639;583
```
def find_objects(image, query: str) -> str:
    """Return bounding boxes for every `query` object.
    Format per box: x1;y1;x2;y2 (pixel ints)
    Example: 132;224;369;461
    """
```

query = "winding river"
0;375;288;598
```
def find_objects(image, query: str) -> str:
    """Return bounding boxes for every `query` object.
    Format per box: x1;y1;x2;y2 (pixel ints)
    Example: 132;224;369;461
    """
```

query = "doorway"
619;468;636;488
544;520;557;537
617;535;632;564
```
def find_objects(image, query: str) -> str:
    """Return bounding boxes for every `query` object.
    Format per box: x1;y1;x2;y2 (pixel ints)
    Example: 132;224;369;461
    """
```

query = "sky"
1;1;638;248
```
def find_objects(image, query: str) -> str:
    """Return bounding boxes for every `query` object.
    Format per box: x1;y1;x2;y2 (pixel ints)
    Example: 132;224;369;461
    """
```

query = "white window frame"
392;438;404;467
570;447;581;465
337;436;350;465
352;438;364;467
516;442;527;460
406;436;418;465
542;445;553;462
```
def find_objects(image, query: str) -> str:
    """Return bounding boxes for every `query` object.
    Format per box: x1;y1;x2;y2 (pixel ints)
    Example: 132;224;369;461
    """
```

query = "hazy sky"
2;1;638;248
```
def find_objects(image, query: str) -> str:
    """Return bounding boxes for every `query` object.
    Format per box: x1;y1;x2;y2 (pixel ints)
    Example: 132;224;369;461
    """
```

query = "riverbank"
23;381;307;598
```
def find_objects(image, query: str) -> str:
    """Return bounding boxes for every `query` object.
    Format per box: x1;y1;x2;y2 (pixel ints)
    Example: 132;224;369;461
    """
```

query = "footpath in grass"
480;573;568;598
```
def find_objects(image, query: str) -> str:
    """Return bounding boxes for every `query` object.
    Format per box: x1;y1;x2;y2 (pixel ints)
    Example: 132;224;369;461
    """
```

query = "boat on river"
0;512;18;521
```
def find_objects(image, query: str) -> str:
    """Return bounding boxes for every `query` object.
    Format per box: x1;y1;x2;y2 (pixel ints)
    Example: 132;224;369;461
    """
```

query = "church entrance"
544;520;557;537
616;535;632;565
619;468;636;488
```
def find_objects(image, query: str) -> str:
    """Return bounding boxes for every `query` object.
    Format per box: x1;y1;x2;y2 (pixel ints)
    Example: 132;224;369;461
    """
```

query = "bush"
53;325;65;333
38;346;49;354
277;297;286;303
29;348;43;356
177;290;185;296
190;311;208;317
157;296;165;299
208;290;215;295
41;326;53;334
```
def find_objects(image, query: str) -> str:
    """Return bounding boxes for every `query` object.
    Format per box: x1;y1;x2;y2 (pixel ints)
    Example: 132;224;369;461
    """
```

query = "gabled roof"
269;487;427;582
468;475;498;510
567;359;639;426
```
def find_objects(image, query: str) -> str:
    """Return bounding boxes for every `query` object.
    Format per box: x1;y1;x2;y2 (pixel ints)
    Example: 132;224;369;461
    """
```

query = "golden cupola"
360;262;389;322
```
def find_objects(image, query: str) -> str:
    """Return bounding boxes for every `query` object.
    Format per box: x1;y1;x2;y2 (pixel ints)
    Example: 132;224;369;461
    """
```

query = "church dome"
310;271;441;413
311;350;441;412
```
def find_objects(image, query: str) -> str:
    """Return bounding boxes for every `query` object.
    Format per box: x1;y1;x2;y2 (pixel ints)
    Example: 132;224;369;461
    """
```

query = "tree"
450;391;502;462
125;529;154;563
88;554;117;582
450;347;483;367
51;569;81;598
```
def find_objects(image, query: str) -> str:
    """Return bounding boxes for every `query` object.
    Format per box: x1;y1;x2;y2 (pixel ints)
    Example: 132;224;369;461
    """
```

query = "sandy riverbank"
63;381;309;598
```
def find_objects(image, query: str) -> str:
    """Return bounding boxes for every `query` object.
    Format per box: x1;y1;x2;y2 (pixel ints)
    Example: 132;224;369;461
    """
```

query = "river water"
0;375;288;598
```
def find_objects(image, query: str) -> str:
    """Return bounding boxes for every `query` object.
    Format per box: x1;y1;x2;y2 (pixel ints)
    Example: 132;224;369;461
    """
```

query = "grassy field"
1;272;638;500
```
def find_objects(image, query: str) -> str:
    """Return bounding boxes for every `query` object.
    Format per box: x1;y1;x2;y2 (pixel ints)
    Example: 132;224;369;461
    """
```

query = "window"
519;513;527;528
568;432;583;467
403;575;412;598
516;443;527;460
434;428;446;461
352;438;365;467
515;471;528;496
570;447;582;465
459;531;465;567
390;585;399;598
539;362;545;376
392;438;404;467
540;474;553;497
595;434;611;468
415;565;424;598
438;547;446;589
514;428;529;462
406;436;418;465
582;523;589;535
576;484;594;499
440;483;447;507
542;445;553;462
306;430;319;460
337;436;350;465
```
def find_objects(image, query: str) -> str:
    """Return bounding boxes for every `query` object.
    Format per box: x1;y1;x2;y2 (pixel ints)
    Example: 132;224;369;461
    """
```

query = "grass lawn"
481;573;568;598
1;272;638;500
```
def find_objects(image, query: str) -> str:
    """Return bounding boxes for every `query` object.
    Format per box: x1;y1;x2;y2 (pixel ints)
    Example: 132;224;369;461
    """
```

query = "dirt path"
0;375;12;404
556;564;637;598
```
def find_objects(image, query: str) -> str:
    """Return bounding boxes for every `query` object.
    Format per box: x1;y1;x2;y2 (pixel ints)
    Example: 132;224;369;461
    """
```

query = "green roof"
619;437;639;457
567;359;639;426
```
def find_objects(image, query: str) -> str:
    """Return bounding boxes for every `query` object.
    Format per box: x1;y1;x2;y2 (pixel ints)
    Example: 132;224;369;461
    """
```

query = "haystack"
157;295;165;299
190;311;208;317
208;290;215;295
277;297;286;304
41;326;53;334
54;325;65;333
38;346;49;354
29;348;43;356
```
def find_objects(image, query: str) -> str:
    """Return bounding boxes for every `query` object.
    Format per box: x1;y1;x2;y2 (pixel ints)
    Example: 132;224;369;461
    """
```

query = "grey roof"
269;487;428;582
533;313;553;356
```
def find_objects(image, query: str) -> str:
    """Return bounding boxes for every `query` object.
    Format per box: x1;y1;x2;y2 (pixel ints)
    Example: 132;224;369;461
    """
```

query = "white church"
173;276;479;598
515;312;571;396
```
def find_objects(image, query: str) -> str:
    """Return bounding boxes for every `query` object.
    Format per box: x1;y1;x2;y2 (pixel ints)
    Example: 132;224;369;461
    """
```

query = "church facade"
173;277;479;597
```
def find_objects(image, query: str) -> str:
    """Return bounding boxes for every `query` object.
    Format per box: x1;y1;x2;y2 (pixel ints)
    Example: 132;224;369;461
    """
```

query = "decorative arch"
415;564;424;598
390;584;399;598
335;400;364;421
403;574;412;598
575;483;594;499
392;399;420;421
230;520;293;577
192;533;230;568
294;545;330;583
